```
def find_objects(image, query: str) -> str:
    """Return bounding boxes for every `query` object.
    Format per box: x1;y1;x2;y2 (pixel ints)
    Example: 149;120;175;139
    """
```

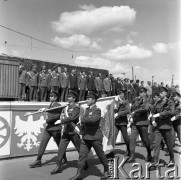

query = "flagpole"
132;66;134;82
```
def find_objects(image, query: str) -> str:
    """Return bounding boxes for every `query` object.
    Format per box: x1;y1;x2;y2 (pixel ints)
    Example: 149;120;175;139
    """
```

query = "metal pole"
132;66;134;82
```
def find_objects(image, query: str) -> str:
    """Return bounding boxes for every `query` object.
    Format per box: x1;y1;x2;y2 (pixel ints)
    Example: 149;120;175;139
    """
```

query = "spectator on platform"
39;67;49;102
27;65;39;101
68;69;78;93
60;67;69;102
152;82;159;94
134;79;140;97
127;80;136;104
140;81;144;87
111;77;117;96
86;71;96;93
19;65;28;101
94;73;103;98
50;66;60;95
103;74;112;96
145;81;152;98
78;71;87;101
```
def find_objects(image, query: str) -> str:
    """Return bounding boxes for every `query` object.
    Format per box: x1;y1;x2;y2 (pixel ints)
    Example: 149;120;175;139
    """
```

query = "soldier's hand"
152;121;157;127
127;127;131;136
38;108;46;112
114;113;118;119
148;114;152;121
171;116;176;121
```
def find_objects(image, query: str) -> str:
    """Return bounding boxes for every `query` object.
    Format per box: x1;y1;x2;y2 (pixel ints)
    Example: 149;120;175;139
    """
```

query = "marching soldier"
150;87;175;167
127;87;152;163
171;91;181;144
51;90;88;174
114;89;131;156
29;91;67;168
70;91;109;180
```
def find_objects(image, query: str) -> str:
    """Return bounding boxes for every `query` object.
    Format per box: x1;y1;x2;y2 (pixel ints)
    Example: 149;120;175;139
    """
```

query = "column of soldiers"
28;76;180;179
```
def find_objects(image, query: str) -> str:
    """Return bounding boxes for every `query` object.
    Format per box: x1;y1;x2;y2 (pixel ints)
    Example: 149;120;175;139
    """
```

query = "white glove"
171;116;176;121
152;121;157;127
114;113;118;119
153;113;160;118
115;96;119;101
38;107;46;112
148;114;152;121
127;127;131;136
54;120;61;124
129;118;133;123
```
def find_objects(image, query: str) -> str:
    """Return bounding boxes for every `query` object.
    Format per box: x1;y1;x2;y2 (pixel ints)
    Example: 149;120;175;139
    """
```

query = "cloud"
75;55;130;77
52;6;136;34
53;34;101;49
11;49;23;57
153;43;168;53
104;44;152;60
0;46;7;55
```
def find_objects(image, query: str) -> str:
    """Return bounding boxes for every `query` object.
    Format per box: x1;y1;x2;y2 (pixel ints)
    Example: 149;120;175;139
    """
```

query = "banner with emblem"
10;102;48;157
0;102;11;158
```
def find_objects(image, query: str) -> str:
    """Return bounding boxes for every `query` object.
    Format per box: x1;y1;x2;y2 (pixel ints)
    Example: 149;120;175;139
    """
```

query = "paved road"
0;141;180;180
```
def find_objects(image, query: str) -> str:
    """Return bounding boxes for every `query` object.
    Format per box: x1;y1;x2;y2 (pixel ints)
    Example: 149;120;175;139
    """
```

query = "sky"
0;0;180;85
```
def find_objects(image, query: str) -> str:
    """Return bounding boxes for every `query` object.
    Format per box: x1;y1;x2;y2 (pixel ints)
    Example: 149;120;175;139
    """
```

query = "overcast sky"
0;0;180;85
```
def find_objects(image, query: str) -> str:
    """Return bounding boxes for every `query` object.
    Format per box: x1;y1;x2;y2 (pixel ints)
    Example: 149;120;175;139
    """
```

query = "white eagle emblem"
14;115;45;151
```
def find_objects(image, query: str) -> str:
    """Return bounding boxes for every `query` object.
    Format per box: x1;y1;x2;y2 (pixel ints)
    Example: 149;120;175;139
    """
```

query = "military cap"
52;66;58;70
86;91;98;100
68;90;78;100
160;87;168;93
172;91;180;97
50;91;59;97
139;87;147;93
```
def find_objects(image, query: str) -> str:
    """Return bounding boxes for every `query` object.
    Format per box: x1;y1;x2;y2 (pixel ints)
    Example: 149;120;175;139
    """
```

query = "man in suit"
69;69;78;93
134;79;140;97
94;73;103;98
60;67;69;102
127;87;152;163
70;91;109;180
127;80;136;104
86;71;96;93
150;87;175;167
51;90;88;174
29;91;67;168
78;71;87;101
103;74;112;96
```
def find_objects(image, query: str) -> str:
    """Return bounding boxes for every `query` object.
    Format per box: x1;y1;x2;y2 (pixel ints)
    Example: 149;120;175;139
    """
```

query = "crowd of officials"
19;64;180;103
26;64;181;180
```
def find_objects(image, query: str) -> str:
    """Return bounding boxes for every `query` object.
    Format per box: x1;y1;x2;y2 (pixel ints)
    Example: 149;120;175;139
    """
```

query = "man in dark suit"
150;87;175;167
69;69;78;93
134;79;140;97
86;71;96;93
70;91;109;180
94;73;103;98
51;90;88;174
127;87;152;163
29;91;67;168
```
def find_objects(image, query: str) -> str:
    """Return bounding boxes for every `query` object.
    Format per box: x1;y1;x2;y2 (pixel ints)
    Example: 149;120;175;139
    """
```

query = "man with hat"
51;90;88;174
70;91;109;180
29;91;67;168
127;87;152;163
171;91;181;145
114;89;131;156
150;87;175;167
39;66;49;102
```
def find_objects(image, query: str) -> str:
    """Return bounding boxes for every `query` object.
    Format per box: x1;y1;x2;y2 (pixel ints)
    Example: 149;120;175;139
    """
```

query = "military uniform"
114;97;131;156
51;102;81;174
39;71;49;101
172;100;181;143
151;91;175;165
29;99;66;168
127;93;152;163
70;91;108;180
